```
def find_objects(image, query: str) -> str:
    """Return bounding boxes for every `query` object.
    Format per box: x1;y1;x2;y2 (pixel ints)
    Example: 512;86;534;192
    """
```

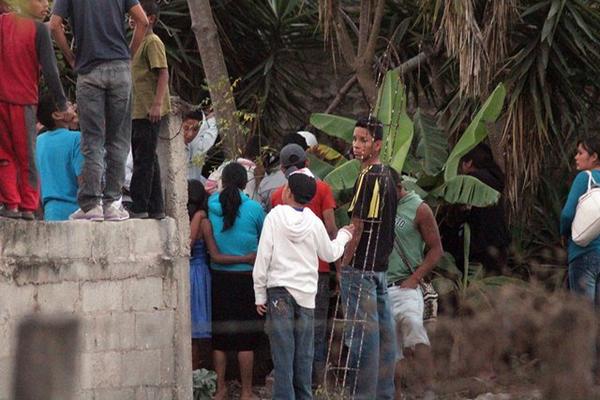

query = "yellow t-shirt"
132;33;171;120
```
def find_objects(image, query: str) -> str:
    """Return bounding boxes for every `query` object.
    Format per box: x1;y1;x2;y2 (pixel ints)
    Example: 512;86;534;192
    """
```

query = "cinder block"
93;388;136;400
135;386;173;400
81;281;123;313
132;220;168;256
122;350;161;386
82;313;135;352
160;348;175;385
0;220;48;259
135;311;174;349
37;282;80;313
46;222;93;260
0;282;35;319
0;356;12;400
80;351;122;389
91;222;133;261
123;277;164;311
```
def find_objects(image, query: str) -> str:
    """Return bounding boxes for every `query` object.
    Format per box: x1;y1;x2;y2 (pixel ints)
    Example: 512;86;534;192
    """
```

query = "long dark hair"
462;143;505;185
187;179;207;221
219;162;247;231
578;136;600;161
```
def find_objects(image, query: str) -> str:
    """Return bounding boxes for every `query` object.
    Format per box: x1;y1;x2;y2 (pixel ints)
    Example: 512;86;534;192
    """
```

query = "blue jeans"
266;287;314;400
76;60;132;211
313;272;330;381
340;267;396;400
569;251;600;306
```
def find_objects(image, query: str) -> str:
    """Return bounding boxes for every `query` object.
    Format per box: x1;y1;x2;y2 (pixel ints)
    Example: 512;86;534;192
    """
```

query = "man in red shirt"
0;0;74;219
270;142;338;386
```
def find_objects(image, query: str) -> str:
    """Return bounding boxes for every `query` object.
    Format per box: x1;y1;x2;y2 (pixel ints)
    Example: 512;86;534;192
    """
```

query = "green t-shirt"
387;191;425;284
132;33;171;119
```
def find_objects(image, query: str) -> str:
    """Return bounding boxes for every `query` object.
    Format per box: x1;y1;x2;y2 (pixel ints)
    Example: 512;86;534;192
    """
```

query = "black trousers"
130;118;164;214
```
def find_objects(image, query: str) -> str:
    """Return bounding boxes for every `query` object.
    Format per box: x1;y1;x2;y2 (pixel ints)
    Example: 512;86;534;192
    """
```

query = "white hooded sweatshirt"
253;205;352;309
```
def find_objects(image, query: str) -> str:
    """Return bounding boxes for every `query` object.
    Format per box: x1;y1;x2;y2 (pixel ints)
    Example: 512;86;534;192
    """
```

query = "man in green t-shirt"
129;0;171;219
387;171;443;399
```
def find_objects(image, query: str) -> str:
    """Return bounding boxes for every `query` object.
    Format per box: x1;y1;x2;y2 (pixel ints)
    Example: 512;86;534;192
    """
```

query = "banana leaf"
444;83;506;181
414;110;448;176
429;175;500;207
306;153;335;180
309;113;356;144
324;159;361;203
374;70;414;173
334;203;351;227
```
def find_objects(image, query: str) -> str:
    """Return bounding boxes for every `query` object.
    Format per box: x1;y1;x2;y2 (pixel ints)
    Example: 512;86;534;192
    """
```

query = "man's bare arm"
128;4;149;56
341;217;363;266
49;15;75;68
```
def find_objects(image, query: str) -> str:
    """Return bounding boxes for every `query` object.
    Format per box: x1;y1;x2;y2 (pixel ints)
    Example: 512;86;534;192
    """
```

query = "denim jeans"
76;60;132;211
130;118;164;214
569;251;600;306
340;267;396;400
313;272;330;382
266;287;314;400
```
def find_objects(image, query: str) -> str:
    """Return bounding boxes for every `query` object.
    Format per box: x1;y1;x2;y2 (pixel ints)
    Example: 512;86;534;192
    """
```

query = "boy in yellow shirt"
129;0;171;219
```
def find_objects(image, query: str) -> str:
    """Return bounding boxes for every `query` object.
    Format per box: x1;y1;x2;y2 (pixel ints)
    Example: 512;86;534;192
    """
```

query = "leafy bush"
192;368;217;400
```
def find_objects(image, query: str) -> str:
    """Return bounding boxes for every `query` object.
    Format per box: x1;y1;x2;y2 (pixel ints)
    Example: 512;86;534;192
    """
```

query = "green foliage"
306;153;334;179
429;175;500;208
444;83;506;181
323;159;361;204
192;369;217;400
413;110;448;176
309;114;355;144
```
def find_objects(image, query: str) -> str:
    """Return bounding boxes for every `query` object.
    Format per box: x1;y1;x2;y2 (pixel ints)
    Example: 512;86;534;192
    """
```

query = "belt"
387;279;404;288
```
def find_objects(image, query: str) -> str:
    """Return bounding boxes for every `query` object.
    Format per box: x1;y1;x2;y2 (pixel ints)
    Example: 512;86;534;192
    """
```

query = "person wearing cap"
254;168;354;399
271;141;339;386
340;116;399;399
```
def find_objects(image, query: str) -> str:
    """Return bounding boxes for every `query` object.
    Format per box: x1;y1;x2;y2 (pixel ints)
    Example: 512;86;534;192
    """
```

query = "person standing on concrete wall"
0;0;74;220
50;0;149;221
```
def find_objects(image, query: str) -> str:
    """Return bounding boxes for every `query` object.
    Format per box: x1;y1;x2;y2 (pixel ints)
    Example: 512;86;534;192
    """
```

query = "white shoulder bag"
572;171;600;246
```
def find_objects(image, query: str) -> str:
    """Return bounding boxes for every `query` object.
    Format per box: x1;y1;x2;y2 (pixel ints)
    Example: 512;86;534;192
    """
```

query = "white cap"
297;131;318;147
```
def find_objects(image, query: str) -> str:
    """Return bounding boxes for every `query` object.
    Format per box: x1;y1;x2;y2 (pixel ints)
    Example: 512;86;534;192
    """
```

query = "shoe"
149;212;166;220
1;207;21;219
69;205;104;221
103;202;129;221
128;211;149;219
20;211;35;221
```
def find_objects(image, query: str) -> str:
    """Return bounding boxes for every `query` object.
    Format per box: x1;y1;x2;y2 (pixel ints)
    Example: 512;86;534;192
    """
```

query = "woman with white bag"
560;136;600;302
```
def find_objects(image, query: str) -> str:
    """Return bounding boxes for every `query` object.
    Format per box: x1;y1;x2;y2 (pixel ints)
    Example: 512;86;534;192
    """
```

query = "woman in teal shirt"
561;136;600;303
208;162;265;400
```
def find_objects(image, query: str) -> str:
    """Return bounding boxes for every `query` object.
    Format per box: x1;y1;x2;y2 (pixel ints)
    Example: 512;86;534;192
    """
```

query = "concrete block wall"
0;110;192;400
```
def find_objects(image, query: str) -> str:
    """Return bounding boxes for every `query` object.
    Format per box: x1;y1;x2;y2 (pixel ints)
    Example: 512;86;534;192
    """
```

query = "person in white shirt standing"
253;168;354;399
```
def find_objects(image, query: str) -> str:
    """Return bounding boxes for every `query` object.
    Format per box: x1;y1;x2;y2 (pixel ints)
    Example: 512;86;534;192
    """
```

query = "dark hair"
219;162;247;230
288;173;316;205
187;179;207;220
140;0;159;17
461;143;505;184
282;133;308;150
578;136;600;161
389;167;402;188
355;116;384;140
37;93;58;131
184;109;203;122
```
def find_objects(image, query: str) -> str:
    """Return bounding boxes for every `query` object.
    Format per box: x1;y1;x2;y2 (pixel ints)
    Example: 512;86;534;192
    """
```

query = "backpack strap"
586;170;598;191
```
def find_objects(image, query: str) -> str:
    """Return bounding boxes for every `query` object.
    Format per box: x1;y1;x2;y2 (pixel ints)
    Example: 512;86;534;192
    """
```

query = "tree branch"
393;51;430;75
325;75;358;113
334;10;357;67
365;0;386;61
357;0;370;55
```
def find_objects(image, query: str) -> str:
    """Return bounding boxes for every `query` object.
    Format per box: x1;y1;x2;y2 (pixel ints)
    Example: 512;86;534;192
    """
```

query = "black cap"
288;171;316;205
280;144;307;177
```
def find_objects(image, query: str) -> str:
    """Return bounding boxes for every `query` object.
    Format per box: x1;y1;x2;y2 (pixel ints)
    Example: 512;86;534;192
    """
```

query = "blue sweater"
560;170;600;263
208;191;265;272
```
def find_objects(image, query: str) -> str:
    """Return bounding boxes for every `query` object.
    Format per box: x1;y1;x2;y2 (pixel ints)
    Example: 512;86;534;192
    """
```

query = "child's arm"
189;210;206;249
149;68;168;123
316;222;354;263
200;219;255;264
128;4;149;56
253;215;274;312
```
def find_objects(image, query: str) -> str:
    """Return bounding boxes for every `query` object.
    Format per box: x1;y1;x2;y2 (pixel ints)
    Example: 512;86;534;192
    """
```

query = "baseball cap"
297;131;318;147
280;144;307;177
288;169;317;204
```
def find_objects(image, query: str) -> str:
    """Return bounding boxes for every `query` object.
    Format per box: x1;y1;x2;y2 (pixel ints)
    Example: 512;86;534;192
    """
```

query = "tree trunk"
187;0;241;158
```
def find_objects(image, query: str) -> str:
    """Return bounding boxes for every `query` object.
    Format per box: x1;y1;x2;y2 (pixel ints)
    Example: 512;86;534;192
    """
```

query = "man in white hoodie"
254;168;354;400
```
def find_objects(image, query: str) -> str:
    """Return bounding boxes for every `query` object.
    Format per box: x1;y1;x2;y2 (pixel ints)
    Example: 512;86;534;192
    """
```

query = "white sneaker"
103;202;129;221
69;205;104;221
